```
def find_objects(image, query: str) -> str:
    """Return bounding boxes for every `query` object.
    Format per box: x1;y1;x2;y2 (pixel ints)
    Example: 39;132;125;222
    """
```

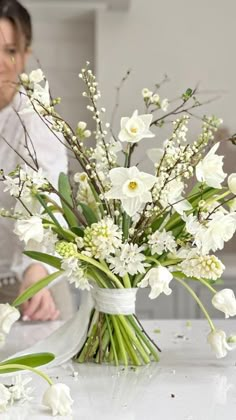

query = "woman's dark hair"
0;0;32;48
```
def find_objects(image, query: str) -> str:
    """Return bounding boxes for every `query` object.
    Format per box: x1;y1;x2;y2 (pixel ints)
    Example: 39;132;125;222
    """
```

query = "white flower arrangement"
1;62;236;415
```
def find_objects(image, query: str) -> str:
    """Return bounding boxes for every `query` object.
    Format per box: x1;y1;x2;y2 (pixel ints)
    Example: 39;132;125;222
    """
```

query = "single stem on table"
0;364;53;386
174;274;215;331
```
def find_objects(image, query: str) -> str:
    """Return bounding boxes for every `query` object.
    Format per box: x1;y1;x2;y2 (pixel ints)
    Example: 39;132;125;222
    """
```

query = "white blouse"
0;93;68;279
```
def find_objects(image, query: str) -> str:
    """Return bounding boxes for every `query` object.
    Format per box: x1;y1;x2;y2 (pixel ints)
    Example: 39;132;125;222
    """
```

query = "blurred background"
21;0;236;319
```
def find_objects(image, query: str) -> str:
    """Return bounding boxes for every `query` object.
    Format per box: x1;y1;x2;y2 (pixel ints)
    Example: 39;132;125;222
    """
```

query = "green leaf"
58;172;79;227
24;251;62;269
13;270;64;307
78;202;97;225
71;226;84;237
0;353;55;373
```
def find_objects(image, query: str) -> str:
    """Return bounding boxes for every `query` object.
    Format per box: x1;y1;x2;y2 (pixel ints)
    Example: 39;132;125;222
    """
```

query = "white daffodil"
207;329;232;358
196;142;226;188
42;383;73;416
118;110;155;143
212;289;236;318
14;216;44;247
195;211;236;254
106;166;157;217
138;266;173;299
0;304;20;335
0;383;11;412
228;173;236;195
29;69;44;83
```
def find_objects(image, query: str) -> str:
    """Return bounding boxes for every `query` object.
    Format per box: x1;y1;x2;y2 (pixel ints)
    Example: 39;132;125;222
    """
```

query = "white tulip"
138;266;173;299
0;304;20;335
195;142;226;188
105;166;157;217
29;69;44;83
212;289;236;318
0;383;11;412
228;173;236;195
14;216;44;246
207;329;232;358
42;383;73;416
118;110;155;143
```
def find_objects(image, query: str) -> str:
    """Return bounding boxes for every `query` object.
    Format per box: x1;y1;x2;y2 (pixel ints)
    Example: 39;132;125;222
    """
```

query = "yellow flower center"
130;126;138;134
128;181;138;190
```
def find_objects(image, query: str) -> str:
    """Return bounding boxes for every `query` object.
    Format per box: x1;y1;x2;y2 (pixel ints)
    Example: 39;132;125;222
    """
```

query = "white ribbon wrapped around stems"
3;287;138;369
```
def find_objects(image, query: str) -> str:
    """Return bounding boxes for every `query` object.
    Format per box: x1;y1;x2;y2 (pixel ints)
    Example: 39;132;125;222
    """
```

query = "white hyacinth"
83;218;122;259
148;229;177;255
108;243;147;276
180;255;225;280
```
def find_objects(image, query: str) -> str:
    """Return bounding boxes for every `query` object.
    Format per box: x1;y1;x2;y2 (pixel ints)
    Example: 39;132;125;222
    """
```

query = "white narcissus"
228;173;236;195
0;304;20;335
195;142;227;188
207;329;232;358
14;215;44;246
212;289;236;318
118;110;155;143
138;266;173;299
105;166;157;217
42;383;73;416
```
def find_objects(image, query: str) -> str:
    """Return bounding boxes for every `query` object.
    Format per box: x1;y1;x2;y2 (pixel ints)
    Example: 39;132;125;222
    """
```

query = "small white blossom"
148;230;176;255
77;121;87;130
207;329;232;358
61;257;91;290
118;110;155;143
161;98;169;112
138;266;173;299
106;166;157;217
42;383;73;416
29;69;44;83
0;383;11;412
9;375;33;403
196;142;226;188
142;88;153;98
212;289;236;318
108;244;147;276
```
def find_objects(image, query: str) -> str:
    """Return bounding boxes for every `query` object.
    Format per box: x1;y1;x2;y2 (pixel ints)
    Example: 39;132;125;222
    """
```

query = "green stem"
77;254;124;288
122;213;131;240
128;315;160;360
118;320;141;366
123;274;132;288
110;315;128;366
105;315;119;366
0;364;53;385
174;274;215;331
198;278;217;294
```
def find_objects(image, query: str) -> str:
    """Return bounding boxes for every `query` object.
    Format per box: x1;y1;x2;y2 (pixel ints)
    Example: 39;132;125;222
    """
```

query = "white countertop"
1;319;236;420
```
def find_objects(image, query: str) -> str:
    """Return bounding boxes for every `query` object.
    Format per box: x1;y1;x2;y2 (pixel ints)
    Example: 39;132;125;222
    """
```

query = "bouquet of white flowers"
1;62;236;375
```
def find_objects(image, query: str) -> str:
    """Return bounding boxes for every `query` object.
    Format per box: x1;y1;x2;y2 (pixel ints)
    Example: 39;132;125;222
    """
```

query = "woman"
0;0;76;320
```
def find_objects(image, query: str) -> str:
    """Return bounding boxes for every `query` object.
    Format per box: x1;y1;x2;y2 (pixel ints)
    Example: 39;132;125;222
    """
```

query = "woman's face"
0;18;29;109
